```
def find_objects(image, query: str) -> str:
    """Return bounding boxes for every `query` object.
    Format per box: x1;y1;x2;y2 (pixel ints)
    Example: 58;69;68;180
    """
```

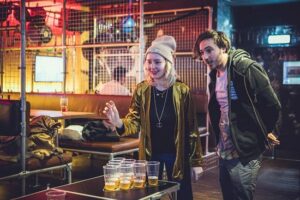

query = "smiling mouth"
150;71;159;75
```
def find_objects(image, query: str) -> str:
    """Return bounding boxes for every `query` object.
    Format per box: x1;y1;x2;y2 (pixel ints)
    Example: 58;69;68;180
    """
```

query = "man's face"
198;38;226;70
119;76;126;85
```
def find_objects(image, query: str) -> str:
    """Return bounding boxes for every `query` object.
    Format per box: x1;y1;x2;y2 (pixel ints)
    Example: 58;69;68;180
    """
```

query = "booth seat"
0;99;72;195
5;93;132;118
5;93;138;159
3;92;208;159
4;92;207;119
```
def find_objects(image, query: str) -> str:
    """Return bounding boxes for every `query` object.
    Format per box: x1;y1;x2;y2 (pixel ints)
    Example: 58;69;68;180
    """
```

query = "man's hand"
267;133;280;146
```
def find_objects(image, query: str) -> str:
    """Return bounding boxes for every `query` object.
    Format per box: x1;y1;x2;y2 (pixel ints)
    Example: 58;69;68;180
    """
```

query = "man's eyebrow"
199;46;211;52
203;46;212;50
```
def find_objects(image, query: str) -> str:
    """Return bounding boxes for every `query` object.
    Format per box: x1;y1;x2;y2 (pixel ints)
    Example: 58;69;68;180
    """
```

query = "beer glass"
146;161;160;186
59;96;68;112
119;163;134;190
107;163;121;189
103;165;118;191
133;163;146;188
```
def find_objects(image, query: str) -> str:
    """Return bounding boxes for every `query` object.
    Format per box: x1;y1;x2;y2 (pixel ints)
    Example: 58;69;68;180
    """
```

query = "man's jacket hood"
229;48;254;74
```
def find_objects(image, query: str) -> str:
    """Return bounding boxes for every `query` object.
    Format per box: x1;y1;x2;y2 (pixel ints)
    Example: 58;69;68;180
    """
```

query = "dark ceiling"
227;0;300;6
232;1;300;27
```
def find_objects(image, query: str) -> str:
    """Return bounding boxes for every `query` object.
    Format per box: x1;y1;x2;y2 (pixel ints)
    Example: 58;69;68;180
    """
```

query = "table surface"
30;109;98;120
14;176;180;200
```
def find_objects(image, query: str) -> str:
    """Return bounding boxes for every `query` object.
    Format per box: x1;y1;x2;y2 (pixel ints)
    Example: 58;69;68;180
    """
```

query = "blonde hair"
144;59;177;88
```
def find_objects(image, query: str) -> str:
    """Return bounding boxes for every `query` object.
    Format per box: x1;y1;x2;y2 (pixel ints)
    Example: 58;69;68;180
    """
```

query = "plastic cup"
108;159;124;165
119;163;134;190
146;161;160;186
60;96;68;112
103;165;119;191
133;163;146;188
123;159;136;164
46;190;66;200
111;157;126;162
106;163;121;189
135;160;147;164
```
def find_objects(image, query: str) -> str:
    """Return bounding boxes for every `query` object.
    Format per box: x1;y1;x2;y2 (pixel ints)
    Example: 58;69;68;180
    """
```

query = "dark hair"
193;29;231;60
113;66;127;81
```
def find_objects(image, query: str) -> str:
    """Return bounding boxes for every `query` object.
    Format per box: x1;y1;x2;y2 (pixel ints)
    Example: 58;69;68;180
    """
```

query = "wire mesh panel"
0;1;210;94
0;0;141;94
144;8;210;93
70;0;141;94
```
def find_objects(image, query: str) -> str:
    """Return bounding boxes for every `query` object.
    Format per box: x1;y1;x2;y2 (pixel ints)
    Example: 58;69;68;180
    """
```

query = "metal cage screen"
0;0;210;95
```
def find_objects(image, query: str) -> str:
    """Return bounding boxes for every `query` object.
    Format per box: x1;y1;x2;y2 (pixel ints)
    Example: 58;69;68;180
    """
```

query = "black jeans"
152;153;193;200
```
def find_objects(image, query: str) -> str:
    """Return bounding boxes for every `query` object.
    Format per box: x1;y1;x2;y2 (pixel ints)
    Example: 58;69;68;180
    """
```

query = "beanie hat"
145;35;176;64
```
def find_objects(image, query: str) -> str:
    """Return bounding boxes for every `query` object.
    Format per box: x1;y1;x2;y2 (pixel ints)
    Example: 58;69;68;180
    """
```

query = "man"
95;66;131;95
193;30;281;200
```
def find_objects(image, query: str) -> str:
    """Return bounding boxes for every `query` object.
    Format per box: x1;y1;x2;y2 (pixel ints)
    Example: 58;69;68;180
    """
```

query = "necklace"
153;87;169;128
155;88;168;98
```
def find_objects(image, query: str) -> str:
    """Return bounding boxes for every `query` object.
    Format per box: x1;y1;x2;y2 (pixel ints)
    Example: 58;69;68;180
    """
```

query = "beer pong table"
14;175;180;200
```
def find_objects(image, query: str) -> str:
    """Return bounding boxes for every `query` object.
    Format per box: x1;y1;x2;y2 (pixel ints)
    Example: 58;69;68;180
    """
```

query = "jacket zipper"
242;75;270;147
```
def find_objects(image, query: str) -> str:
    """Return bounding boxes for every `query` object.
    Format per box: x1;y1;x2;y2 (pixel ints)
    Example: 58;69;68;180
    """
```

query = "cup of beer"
103;165;119;191
107;163;121;189
59;96;68;112
119;163;134;190
133;162;146;188
146;161;160;186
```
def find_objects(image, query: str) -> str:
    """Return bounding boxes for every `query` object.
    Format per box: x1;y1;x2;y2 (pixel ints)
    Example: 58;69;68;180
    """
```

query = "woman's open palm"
102;101;122;128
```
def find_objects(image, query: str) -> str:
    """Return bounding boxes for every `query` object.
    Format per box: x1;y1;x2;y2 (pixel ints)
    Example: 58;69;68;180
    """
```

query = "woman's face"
144;53;166;80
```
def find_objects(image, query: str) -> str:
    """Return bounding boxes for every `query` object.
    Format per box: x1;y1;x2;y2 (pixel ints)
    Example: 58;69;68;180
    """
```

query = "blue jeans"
151;153;193;200
219;156;262;200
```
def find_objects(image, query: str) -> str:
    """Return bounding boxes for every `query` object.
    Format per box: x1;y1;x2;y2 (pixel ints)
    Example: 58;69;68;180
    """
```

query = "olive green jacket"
119;80;201;180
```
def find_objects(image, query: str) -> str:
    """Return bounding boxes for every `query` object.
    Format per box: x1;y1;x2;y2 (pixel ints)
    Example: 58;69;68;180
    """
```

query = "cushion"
60;125;84;141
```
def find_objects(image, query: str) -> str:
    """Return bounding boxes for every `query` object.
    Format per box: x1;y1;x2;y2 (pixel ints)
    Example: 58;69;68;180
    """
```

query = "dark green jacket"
119;80;201;180
208;49;281;164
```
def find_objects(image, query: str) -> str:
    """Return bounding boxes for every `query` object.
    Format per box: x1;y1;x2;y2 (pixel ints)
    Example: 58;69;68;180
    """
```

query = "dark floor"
0;150;299;200
194;158;300;200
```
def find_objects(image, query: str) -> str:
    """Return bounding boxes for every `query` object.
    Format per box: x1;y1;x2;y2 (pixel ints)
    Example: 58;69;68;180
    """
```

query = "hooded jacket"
208;49;281;164
117;80;201;180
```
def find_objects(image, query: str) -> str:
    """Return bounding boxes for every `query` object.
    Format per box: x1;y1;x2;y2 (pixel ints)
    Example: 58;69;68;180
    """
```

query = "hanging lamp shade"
122;16;135;33
122;0;135;33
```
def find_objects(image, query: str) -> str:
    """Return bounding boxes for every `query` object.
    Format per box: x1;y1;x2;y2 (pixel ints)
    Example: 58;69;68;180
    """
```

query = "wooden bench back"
2;92;207;119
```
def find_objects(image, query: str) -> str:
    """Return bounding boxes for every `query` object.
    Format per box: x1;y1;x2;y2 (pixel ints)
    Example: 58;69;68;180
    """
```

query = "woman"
103;35;201;199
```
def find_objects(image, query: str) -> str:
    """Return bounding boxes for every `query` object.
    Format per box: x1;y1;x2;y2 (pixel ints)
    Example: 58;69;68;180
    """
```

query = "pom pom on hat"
146;35;176;64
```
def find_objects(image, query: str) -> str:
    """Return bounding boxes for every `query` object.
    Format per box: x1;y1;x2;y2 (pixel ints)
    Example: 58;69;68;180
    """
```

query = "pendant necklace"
153;87;169;128
155;89;168;98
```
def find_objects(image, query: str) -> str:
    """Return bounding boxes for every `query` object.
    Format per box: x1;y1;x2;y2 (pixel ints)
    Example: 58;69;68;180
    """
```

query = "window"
35;56;64;82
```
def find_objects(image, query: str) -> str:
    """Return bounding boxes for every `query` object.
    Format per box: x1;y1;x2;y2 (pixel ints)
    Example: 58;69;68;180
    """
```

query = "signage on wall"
236;25;299;47
268;34;291;45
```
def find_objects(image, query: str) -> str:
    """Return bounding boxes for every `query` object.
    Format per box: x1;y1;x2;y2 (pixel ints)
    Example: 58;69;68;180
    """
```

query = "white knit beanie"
145;35;176;64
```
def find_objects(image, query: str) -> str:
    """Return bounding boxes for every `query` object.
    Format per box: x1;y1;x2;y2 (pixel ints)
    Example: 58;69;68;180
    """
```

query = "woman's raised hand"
102;101;123;128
